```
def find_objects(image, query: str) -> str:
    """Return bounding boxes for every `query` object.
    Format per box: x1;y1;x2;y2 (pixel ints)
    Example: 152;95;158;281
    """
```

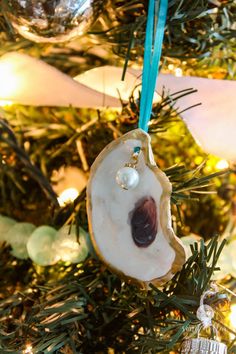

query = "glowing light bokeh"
57;188;79;206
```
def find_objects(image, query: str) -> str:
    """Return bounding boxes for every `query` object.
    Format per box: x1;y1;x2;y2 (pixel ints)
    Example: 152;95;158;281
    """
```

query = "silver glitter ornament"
181;337;227;354
4;0;102;43
116;166;139;190
181;285;227;354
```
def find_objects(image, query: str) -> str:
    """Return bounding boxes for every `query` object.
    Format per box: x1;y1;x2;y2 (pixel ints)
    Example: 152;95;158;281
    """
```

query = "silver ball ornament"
4;0;102;43
116;166;139;190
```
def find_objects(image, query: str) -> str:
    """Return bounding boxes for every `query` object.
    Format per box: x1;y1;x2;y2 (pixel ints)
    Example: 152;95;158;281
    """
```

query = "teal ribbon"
139;0;168;132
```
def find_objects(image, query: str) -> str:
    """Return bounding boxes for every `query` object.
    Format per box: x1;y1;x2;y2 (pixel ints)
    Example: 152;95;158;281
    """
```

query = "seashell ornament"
87;129;186;286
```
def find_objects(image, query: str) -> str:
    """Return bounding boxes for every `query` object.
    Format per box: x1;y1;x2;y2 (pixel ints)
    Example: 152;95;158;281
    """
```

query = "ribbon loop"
139;0;168;132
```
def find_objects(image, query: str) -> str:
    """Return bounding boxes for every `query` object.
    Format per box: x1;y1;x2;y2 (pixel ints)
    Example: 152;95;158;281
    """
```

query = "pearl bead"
116;166;139;190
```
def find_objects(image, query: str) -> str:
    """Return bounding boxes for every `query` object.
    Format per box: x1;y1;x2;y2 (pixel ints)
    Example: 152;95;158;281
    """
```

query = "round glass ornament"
4;0;102;43
27;225;59;266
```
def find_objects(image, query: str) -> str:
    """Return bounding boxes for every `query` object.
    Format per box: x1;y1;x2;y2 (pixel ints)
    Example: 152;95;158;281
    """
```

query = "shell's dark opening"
130;196;157;248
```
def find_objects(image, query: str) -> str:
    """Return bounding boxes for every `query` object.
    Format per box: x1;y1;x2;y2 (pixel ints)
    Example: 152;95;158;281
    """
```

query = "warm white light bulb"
57;188;79;206
168;64;174;70
175;68;183;77
0;100;13;106
24;344;33;354
215;159;229;170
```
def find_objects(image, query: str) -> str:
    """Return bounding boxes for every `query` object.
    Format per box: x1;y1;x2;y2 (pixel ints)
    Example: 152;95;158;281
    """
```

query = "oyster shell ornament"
87;129;186;286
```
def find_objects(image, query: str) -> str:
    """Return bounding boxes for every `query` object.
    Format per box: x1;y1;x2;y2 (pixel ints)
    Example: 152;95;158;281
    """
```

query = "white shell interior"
90;138;176;282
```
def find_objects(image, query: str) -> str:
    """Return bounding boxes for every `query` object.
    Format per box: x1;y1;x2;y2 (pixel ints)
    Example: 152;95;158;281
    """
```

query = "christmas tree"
0;1;236;353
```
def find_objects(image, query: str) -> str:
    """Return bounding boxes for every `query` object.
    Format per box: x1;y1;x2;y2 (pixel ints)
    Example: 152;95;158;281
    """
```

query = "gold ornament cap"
181;337;227;354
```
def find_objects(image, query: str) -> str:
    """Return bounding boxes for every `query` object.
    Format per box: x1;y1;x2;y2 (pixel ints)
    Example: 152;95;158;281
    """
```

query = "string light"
23;344;33;354
53;166;87;206
174;68;183;77
168;64;174;70
0;100;13;106
215;159;229;170
57;187;79;206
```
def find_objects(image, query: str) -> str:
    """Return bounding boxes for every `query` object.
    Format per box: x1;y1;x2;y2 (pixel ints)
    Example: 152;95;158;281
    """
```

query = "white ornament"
75;65;160;104
2;55;235;161
27;226;59;266
54;225;89;263
0;53;119;108
6;222;36;259
157;74;236;162
87;129;186;286
116;166;139;190
76;66;236;161
0;215;16;243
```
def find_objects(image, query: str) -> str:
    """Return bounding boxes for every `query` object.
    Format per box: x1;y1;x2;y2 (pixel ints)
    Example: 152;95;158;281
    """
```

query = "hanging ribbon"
139;0;168;132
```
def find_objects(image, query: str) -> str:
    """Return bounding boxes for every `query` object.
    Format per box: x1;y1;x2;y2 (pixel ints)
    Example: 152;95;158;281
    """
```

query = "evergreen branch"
0;237;228;353
0;119;59;207
168;163;228;203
